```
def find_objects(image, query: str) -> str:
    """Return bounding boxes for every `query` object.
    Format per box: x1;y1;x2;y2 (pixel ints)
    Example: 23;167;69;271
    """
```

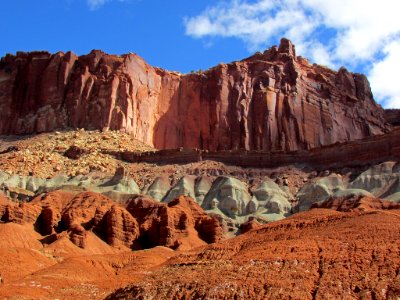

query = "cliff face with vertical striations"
0;38;389;151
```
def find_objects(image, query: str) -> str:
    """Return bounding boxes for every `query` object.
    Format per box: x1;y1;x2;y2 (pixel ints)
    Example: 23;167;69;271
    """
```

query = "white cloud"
87;0;109;10
185;0;318;52
184;0;400;107
309;42;334;68
368;41;400;108
301;0;400;62
87;0;126;10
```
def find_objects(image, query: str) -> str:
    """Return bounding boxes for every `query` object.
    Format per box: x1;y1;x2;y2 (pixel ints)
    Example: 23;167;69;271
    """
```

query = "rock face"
126;195;223;250
0;39;389;151
110;127;400;170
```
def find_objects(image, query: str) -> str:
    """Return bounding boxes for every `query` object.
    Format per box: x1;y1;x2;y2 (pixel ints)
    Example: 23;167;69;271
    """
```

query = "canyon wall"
0;39;389;151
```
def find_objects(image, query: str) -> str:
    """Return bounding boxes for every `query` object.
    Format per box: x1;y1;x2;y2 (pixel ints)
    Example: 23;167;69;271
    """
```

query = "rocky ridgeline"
0;39;389;151
2;161;400;234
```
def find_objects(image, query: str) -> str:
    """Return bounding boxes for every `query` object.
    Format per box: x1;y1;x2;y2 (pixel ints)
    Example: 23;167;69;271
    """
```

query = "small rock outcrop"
294;174;372;212
162;176;197;203
142;176;171;201
252;179;292;215
127;195;223;250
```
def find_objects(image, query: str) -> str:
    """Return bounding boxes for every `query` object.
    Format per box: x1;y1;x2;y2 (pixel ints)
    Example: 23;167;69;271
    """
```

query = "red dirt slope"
109;198;400;299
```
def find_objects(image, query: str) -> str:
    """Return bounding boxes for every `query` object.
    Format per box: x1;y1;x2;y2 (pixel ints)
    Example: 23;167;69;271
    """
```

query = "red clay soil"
0;197;399;299
0;244;174;299
109;200;400;299
0;192;224;299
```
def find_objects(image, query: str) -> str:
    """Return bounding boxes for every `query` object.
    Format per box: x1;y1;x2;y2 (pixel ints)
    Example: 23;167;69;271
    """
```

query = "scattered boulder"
0;146;19;155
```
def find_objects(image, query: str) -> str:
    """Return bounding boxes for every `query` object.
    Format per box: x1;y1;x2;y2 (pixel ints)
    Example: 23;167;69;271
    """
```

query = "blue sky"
0;0;250;72
1;0;399;108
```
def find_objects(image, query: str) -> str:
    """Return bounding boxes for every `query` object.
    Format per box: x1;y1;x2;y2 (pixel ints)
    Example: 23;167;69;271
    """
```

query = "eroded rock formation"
0;39;389;151
0;191;223;251
107;202;400;299
126;195;223;250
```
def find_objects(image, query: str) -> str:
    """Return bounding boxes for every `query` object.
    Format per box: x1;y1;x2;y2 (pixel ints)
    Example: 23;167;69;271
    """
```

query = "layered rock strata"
3;160;400;230
0;39;389;151
117;127;400;170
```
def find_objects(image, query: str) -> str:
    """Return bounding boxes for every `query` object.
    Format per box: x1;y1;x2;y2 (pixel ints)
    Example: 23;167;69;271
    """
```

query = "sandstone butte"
0;38;390;152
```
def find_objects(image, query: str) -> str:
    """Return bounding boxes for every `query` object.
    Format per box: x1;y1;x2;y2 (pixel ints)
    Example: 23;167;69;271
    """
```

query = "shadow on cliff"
152;70;241;151
152;73;198;150
152;85;181;150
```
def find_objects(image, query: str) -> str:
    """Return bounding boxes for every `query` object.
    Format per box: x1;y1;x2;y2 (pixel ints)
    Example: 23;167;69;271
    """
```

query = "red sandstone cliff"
0;39;389;151
385;109;400;126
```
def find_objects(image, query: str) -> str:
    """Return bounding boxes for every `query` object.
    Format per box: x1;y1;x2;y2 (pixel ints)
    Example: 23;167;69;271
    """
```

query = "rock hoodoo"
0;39;389;151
